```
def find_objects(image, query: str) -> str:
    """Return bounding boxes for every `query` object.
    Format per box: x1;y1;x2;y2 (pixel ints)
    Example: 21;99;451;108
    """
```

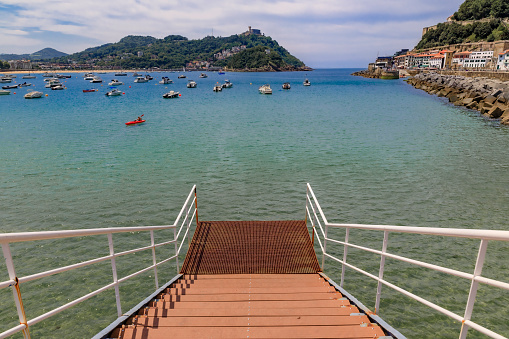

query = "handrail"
0;185;198;339
306;183;509;339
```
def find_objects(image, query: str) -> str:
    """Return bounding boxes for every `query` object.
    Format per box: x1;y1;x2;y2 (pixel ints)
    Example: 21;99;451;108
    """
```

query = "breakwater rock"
406;73;509;125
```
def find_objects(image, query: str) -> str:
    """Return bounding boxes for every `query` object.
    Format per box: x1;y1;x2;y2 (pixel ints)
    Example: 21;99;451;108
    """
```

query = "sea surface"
0;69;508;338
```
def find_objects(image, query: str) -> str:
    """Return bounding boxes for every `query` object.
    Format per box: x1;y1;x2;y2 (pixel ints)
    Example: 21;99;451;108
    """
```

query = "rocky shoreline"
405;73;509;125
226;65;313;72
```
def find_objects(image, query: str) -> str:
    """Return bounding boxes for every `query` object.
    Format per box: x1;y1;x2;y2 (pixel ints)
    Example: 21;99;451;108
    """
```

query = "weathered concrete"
405;72;509;125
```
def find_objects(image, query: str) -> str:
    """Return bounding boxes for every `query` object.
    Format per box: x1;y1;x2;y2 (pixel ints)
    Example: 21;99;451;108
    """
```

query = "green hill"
415;0;509;50
0;47;67;61
57;33;306;70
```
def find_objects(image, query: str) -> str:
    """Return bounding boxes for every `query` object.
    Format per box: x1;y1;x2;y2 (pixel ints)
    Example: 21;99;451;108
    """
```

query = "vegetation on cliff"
415;19;509;49
57;33;305;70
225;46;284;69
452;0;509;21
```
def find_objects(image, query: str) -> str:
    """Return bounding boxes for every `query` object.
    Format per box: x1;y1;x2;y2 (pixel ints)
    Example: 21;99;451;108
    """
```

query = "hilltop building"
242;26;262;36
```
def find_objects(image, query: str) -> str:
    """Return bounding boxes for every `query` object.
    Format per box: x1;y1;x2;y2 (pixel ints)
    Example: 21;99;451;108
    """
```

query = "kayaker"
136;116;142;121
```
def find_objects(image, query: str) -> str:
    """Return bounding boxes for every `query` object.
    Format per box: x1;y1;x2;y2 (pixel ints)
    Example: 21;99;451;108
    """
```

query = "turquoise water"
0;69;508;338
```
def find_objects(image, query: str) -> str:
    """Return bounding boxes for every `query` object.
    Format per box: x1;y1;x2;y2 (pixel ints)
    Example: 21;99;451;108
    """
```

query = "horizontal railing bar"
463;319;507;339
0;323;27;339
175;201;195;241
177;213;196;255
475;275;509;291
155;254;178;266
326;238;474;281
324;253;464;323
154;239;177;249
0;225;176;244
173;185;196;226
0;279;15;290
306;201;326;238
306;183;328;224
326;222;509;241
117;264;155;284
28;281;117;326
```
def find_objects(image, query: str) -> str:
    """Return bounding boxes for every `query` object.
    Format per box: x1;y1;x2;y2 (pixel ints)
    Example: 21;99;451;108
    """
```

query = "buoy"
179;94;181;96
122;92;125;94
129;86;131;88
45;94;48;96
13;92;16;94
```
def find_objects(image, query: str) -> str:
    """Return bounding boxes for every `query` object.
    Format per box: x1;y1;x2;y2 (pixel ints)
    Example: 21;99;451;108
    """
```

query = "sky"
0;0;466;68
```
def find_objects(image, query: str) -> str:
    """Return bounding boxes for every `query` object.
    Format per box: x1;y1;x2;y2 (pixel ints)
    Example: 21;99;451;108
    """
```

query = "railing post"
194;186;199;228
174;226;180;274
459;239;488;339
1;243;30;339
107;234;122;317
340;228;350;288
150;230;159;290
375;230;389;314
322;224;328;270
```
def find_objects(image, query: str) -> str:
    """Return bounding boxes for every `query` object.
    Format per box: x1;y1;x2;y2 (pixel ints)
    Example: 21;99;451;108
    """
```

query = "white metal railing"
0;185;198;339
305;183;509;339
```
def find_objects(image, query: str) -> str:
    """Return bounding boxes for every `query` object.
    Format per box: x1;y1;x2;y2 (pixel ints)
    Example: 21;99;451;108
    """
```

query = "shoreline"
405;72;509;125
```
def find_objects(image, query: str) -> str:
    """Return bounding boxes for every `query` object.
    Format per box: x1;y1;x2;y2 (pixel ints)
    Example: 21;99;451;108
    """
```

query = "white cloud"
0;0;465;67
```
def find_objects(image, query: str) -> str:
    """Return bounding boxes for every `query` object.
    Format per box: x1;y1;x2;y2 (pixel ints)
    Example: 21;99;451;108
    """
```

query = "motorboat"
84;73;95;80
18;82;32;87
0;77;12;83
199;73;208;78
163;90;180;98
282;82;291;90
303;79;311;86
106;89;122;96
115;72;127;76
51;84;65;90
132;72;141;77
0;89;10;95
218;71;225;75
159;77;173;84
259;84;272;94
22;74;36;79
222;80;233;88
145;75;153;80
83;89;98;93
56;74;71;79
134;77;148;83
90;76;103;83
42;73;54;77
24;91;43;99
2;85;18;89
187;80;197;88
178;74;186;79
213;84;222;92
45;80;62;88
108;79;123;86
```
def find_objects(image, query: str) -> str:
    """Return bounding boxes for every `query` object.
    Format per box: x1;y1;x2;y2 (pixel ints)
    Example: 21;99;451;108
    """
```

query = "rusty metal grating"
180;220;321;274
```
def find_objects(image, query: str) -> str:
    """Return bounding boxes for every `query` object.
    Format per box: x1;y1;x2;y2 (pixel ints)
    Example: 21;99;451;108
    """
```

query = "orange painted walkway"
109;221;390;338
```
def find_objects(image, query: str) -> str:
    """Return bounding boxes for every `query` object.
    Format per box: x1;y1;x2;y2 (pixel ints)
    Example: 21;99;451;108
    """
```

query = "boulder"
484;95;498;105
491;89;503;97
488;105;505;119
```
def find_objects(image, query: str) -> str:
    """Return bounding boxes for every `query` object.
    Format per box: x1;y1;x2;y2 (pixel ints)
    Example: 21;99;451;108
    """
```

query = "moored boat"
22;73;36;79
115;72;127;76
199;73;208;78
303;79;311;86
83;89;98;93
18;82;32;87
282;82;291;90
213;84;222;92
178;74;186;79
187;80;197;88
24;91;43;99
259;84;272;94
159;77;173;84
51;84;65;90
90;76;103;83
105;89;122;96
134;77;148;83
222;80;233;88
0;89;10;95
162;90;180;98
2;85;18;89
108;79;123;86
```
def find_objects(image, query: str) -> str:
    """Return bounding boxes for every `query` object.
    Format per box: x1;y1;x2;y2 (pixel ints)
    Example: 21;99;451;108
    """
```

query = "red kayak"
125;120;145;125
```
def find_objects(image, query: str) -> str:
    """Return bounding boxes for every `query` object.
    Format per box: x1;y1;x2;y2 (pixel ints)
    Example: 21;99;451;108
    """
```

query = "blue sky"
0;0;465;68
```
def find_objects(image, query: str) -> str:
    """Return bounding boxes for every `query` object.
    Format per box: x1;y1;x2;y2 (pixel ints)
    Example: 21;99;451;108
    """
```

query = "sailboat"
22;72;36;79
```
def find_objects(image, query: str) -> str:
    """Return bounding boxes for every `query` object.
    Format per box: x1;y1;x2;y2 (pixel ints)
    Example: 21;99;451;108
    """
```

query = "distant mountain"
0;48;67;61
56;32;306;70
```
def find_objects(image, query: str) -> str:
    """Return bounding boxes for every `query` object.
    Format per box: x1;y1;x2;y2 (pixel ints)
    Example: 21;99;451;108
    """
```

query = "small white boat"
303;79;311;86
0;78;12;83
42;73;54;77
106;89;122;96
108;79;123;86
90;76;103;83
134;77;148;83
51;84;65;90
187;80;197;88
115;72;127;76
178;74;186;79
132;72;141;77
222;80;233;88
213;84;222;92
163;90;180;98
18;82;32;87
24;91;43;99
22;74;36;79
282;82;291;90
259;84;272;94
45;80;62;88
145;75;153;80
159;77;173;84
0;89;10;95
199;73;208;78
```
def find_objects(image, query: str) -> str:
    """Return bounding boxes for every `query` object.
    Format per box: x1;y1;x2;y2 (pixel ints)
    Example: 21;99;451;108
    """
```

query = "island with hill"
1;27;310;72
